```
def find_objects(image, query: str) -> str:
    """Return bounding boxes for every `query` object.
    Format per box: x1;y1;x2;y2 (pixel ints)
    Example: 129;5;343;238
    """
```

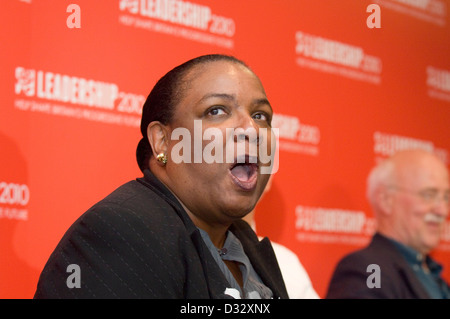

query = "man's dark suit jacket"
34;169;288;299
326;233;445;299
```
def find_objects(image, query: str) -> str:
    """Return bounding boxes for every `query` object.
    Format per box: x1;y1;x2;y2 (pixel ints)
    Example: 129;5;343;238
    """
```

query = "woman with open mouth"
34;54;288;299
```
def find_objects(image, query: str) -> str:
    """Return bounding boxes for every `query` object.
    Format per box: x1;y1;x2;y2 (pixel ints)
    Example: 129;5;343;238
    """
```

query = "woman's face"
163;61;274;226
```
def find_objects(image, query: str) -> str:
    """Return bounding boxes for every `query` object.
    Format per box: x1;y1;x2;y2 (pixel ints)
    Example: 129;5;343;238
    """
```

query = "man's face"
390;154;449;254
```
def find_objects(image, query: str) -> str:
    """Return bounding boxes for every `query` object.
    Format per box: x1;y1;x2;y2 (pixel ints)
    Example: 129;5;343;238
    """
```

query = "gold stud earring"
156;152;167;165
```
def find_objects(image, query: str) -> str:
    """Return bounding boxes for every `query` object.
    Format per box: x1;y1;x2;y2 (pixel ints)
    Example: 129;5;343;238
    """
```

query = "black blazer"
34;169;288;299
326;233;446;299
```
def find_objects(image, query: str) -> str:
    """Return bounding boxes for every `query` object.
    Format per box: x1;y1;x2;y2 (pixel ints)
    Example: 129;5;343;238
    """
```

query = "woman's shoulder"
56;180;188;253
35;180;192;298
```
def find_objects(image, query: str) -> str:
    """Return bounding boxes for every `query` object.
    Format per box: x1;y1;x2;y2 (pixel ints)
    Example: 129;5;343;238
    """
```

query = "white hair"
366;158;396;210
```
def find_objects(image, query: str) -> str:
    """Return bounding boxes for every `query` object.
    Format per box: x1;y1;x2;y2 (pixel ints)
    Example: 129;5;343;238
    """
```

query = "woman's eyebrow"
198;93;272;111
254;97;272;111
198;93;236;104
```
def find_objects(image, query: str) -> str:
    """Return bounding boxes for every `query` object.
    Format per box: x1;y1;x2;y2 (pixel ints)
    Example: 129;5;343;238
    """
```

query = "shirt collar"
388;237;443;275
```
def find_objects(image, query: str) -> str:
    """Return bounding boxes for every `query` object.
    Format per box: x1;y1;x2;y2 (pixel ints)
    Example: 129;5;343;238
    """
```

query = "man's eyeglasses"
389;186;450;208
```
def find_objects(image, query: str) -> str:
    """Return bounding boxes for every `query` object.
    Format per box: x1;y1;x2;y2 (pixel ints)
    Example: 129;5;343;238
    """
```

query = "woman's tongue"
231;164;251;182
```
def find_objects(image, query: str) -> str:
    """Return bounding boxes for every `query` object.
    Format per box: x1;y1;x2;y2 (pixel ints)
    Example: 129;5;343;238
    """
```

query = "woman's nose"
233;112;259;144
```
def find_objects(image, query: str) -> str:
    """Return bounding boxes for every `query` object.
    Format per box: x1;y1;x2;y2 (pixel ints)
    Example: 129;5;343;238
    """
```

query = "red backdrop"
1;0;449;298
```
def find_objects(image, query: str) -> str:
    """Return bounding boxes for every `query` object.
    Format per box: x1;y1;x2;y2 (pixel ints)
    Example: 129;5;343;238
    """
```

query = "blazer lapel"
394;261;431;299
231;221;289;299
372;234;431;299
189;230;234;299
248;237;289;299
140;170;234;298
140;170;288;298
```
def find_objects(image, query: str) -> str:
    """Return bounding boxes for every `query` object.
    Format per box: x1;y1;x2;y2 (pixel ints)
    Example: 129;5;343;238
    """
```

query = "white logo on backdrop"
118;0;235;48
295;205;375;246
295;31;382;85
0;182;29;221
373;131;448;164
427;66;450;103
374;0;447;26
272;113;321;156
14;67;144;127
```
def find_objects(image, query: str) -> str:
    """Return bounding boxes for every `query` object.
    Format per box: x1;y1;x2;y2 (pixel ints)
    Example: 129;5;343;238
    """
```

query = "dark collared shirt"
390;239;450;299
198;228;273;299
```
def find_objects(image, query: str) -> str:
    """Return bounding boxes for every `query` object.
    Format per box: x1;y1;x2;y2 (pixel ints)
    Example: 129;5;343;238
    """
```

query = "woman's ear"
147;121;169;159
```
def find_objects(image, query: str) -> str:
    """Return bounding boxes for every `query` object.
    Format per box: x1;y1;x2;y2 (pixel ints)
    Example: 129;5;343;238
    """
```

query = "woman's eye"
253;112;270;122
207;107;226;116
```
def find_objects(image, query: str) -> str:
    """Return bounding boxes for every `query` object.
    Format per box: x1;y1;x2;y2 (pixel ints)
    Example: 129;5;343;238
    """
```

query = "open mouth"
229;155;259;191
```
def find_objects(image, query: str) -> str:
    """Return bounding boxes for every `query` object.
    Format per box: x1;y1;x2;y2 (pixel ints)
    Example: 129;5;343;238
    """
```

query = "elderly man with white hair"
326;149;450;299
